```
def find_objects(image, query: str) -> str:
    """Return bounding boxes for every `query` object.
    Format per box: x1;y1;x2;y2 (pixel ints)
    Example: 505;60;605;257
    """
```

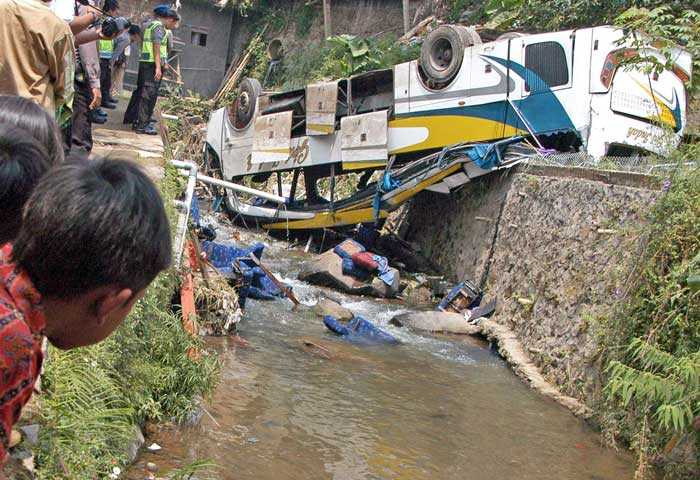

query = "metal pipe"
171;160;198;268
173;167;287;204
507;98;544;150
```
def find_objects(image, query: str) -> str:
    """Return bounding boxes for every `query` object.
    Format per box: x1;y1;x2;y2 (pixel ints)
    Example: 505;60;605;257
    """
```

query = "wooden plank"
248;252;300;306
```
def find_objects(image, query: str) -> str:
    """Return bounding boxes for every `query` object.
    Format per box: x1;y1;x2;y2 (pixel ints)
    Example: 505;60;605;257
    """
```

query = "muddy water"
130;233;635;480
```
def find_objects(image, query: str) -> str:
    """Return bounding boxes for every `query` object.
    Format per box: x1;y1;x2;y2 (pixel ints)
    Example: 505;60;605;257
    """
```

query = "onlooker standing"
124;5;176;135
0;0;75;120
98;0;120;109
72;36;105;153
111;24;140;99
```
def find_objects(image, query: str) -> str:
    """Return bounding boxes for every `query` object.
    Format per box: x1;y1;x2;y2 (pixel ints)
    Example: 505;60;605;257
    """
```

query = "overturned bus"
205;25;692;230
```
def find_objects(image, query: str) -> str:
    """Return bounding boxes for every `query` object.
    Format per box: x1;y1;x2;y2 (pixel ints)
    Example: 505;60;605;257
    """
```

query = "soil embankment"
400;164;660;410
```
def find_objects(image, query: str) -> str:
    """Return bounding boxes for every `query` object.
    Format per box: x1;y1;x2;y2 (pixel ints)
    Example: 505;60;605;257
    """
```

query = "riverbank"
400;158;700;477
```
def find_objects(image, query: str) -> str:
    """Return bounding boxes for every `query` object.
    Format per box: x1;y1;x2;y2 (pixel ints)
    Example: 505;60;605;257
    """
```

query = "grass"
32;162;219;479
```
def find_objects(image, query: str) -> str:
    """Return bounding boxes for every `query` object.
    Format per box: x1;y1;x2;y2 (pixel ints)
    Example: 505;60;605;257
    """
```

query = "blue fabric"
373;172;401;219
191;194;201;227
341;258;371;282
467;144;498;170
201;240;264;269
323;316;400;345
371;254;393;286
238;262;290;306
333;239;365;259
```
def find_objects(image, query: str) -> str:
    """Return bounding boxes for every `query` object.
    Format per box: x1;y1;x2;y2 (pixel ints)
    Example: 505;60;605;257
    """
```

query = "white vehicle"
205;25;692;230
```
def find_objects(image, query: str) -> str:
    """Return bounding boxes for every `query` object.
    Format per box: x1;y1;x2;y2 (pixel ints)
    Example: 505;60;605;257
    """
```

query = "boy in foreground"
0;158;172;470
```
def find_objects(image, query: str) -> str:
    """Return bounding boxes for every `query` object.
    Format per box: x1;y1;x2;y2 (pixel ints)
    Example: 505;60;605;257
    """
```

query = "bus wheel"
234;78;262;130
420;25;480;87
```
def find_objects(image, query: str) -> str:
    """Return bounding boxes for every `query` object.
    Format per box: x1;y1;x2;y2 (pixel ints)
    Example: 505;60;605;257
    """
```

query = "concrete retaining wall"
401;165;660;407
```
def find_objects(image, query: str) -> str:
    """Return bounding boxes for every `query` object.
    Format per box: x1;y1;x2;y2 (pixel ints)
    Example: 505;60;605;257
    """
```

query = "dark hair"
103;0;119;12
13;158;172;299
0;95;64;165
0;125;51;244
128;24;141;35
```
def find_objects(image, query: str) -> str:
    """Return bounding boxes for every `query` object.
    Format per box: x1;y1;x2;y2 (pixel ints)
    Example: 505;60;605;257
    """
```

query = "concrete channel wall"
400;164;660;408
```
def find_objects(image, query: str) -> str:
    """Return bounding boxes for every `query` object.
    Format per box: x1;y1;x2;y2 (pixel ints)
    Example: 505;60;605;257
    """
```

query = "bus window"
525;41;569;92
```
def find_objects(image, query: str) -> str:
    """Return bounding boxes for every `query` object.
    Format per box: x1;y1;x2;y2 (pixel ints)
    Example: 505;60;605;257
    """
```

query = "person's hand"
90;88;101;110
86;6;100;18
154;67;162;81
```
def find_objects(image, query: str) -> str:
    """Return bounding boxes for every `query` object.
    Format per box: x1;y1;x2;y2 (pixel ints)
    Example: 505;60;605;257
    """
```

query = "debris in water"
146;443;162;452
323;316;401;345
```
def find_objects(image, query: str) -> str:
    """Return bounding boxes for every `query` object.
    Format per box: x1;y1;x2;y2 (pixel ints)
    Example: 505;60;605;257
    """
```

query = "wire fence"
529;152;698;175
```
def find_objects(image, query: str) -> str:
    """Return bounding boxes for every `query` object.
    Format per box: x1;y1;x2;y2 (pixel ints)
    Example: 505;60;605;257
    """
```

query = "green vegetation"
601;149;700;478
33;165;219;479
265;33;420;90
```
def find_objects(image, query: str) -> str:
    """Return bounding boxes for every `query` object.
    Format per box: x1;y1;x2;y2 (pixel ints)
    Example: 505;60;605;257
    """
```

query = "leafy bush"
602;146;700;477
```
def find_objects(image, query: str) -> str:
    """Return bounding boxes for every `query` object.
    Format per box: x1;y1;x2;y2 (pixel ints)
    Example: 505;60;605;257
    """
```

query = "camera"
101;17;130;37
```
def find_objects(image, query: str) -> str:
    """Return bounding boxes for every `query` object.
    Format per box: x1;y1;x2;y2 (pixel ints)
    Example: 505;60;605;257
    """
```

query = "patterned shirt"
0;245;45;463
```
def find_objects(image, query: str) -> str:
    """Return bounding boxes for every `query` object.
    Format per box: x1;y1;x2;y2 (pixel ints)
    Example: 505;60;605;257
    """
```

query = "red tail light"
672;65;690;84
600;49;637;89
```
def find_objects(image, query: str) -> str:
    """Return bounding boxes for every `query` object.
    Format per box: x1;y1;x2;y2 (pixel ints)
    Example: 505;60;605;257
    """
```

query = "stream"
129;229;635;479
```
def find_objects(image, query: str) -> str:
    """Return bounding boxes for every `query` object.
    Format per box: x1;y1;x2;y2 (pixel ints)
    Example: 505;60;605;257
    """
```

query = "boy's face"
45;287;145;349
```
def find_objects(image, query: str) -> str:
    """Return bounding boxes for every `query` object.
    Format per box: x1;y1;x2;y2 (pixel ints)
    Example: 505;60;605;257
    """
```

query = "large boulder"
390;311;481;335
298;250;399;298
371;268;401;298
404;285;433;305
313;298;354;322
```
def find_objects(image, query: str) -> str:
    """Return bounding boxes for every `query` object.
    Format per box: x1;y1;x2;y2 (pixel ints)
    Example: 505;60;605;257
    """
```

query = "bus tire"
420;26;464;84
420;25;479;86
235;78;262;130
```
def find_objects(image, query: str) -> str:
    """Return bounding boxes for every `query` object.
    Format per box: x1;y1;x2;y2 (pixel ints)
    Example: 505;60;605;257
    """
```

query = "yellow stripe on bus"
388;116;524;155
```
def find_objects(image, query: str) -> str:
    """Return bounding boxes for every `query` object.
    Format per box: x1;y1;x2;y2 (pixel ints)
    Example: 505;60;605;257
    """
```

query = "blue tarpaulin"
323;316;400;345
467;144;499;170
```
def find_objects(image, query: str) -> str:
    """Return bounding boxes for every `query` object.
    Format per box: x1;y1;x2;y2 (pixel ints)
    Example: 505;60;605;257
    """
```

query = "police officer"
124;5;177;135
98;0;120;110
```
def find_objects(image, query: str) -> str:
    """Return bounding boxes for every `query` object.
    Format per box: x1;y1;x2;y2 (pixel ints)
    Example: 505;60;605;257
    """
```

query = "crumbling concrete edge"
478;318;593;419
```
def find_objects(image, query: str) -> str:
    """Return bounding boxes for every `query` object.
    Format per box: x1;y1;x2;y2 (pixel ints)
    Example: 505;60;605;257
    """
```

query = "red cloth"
351;252;379;272
0;245;45;463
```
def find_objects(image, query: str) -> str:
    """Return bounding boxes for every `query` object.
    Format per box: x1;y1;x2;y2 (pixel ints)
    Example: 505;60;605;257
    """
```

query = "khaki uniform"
0;0;75;117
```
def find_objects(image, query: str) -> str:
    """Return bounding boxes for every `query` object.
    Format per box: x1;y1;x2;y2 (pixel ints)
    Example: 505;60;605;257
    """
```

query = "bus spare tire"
420;25;478;85
235;78;262;130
